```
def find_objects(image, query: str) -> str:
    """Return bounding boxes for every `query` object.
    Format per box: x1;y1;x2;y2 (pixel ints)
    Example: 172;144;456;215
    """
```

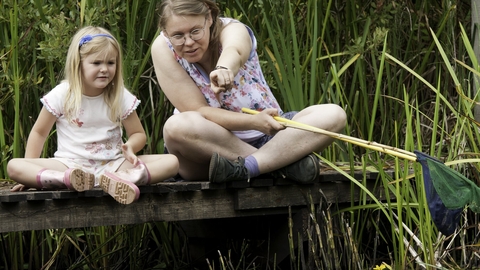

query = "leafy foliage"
2;0;480;269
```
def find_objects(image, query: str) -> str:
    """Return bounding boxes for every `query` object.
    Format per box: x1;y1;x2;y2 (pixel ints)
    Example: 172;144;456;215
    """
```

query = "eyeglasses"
167;19;207;46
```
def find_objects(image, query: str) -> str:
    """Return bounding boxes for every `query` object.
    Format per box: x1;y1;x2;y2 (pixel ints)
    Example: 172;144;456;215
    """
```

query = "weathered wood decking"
0;169;391;233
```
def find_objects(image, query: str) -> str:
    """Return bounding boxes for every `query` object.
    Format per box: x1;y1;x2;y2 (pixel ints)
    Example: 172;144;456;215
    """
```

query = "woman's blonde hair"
157;0;223;70
63;26;124;125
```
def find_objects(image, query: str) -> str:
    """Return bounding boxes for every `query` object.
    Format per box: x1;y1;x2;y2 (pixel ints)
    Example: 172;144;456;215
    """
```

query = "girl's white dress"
41;82;140;183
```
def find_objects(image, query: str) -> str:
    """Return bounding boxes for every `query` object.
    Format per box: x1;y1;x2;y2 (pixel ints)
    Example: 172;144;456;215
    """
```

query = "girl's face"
164;14;212;64
81;50;117;96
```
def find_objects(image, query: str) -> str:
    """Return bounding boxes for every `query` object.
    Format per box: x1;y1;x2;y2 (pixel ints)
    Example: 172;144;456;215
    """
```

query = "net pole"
242;108;417;162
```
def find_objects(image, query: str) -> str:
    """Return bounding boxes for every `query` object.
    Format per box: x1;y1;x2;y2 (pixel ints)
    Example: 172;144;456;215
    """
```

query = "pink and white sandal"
64;168;95;192
99;172;140;204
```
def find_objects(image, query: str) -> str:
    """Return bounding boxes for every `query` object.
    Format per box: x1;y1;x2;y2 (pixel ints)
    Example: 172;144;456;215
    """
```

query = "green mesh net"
416;151;480;213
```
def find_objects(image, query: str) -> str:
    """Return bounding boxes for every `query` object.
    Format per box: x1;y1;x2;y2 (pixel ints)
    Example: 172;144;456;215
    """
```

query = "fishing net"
415;151;480;235
242;107;480;236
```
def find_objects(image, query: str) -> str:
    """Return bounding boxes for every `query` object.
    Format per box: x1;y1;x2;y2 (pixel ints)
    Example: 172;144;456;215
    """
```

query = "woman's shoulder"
220;17;257;56
152;31;171;51
152;32;177;60
220;17;240;25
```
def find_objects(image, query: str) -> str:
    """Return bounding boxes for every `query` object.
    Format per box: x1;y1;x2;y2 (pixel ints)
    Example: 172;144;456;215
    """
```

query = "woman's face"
164;14;212;63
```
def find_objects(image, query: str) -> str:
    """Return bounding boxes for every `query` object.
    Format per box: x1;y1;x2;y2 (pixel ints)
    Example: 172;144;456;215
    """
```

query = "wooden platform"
0;170;392;233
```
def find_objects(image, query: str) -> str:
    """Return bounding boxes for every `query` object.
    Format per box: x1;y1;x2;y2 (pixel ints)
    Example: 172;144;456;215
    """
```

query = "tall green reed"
0;34;9;178
10;1;20;161
1;0;478;269
0;222;188;269
249;0;476;268
1;0;177;269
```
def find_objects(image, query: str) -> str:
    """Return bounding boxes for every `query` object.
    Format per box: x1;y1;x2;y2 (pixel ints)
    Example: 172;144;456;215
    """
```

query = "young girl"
7;26;179;204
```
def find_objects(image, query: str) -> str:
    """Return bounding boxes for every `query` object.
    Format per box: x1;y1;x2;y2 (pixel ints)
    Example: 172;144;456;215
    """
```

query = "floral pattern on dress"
104;129;122;159
72;118;84;127
84;128;123;159
162;18;283;115
85;142;102;154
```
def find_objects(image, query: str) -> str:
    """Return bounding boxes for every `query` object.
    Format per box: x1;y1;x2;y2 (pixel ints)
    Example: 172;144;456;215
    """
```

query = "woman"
151;0;346;183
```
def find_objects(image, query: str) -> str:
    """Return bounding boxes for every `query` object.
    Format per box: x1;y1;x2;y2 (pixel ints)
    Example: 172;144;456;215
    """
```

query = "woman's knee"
297;104;347;131
328;104;347;130
164;112;199;137
163;112;209;143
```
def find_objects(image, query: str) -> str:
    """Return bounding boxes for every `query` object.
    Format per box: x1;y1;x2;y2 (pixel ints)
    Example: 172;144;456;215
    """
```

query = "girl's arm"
25;107;57;158
121;111;147;165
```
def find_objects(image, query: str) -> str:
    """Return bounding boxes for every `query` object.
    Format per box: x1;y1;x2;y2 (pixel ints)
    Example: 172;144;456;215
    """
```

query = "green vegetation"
1;0;479;269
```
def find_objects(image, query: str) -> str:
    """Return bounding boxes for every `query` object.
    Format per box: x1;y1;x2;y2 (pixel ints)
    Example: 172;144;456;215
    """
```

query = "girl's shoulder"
121;87;141;119
40;82;70;117
43;81;69;99
122;87;137;98
49;81;70;94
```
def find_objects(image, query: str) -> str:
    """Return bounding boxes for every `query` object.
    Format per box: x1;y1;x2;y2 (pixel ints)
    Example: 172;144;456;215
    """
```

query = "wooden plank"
235;181;390;210
0;170;395;233
26;191;53;201
0;182;210;202
0;189;292;233
208;177;275;189
0;192;27;203
51;190;80;199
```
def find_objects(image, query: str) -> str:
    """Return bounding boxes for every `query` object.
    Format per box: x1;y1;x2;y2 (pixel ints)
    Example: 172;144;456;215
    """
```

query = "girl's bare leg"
98;154;179;204
7;158;94;191
114;154;179;185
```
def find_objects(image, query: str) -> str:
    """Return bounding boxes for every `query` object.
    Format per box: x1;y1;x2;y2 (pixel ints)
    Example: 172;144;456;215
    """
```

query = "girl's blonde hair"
63;26;124;125
157;0;223;71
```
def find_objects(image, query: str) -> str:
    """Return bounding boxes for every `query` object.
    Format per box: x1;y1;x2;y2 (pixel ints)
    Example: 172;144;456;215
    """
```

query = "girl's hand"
121;144;139;166
11;184;28;192
254;108;286;135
